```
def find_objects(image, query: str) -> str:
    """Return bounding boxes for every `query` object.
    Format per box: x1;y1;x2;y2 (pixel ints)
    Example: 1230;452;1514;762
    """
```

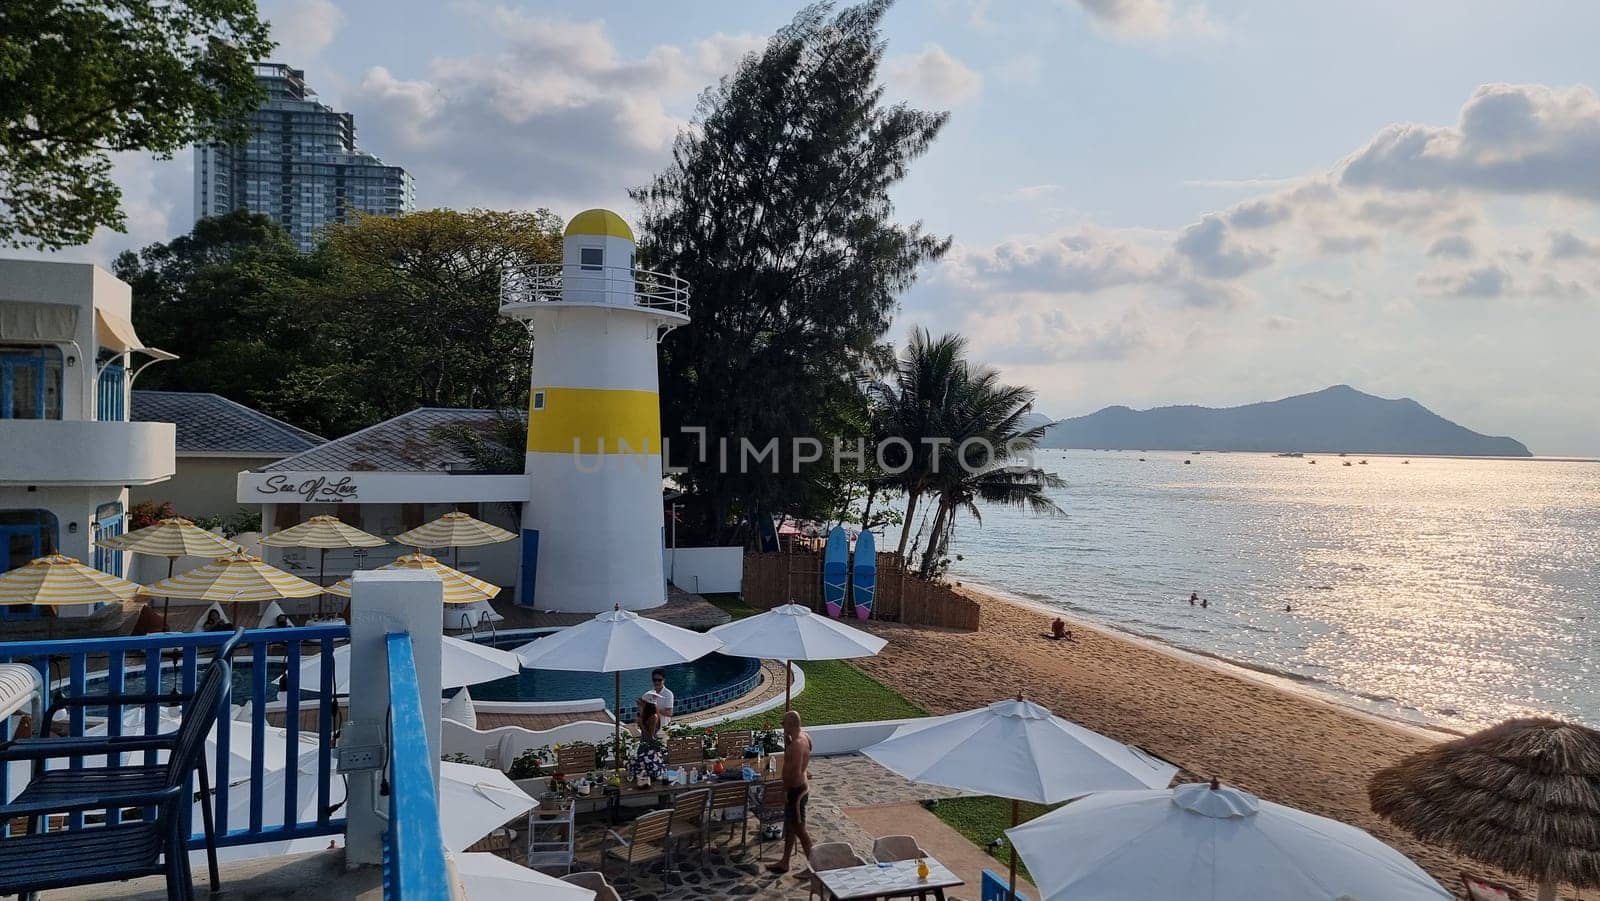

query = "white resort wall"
666;546;743;594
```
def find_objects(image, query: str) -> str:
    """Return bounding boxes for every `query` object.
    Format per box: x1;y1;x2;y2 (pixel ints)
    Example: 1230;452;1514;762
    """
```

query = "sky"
32;0;1600;456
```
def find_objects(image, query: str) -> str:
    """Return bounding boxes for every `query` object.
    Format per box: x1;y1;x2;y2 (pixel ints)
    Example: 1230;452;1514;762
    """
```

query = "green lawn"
701;593;926;731
921;796;1062;883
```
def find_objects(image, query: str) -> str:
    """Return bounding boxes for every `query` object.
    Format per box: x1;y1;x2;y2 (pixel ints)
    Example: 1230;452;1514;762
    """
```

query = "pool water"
468;634;758;720
74;660;288;710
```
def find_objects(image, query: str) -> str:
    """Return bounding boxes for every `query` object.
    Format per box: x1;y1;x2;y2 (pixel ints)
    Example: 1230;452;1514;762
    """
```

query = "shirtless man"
767;709;814;874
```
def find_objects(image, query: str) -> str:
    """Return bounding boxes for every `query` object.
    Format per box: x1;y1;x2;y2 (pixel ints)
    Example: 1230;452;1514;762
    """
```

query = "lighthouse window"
532;390;546;410
580;248;603;271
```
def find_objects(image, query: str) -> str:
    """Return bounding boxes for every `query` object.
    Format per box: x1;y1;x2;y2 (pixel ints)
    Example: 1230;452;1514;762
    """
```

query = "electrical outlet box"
338;745;384;773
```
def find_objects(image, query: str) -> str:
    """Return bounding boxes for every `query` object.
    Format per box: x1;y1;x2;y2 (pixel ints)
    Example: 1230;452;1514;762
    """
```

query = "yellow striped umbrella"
259;515;386;551
142;550;323;605
102;517;246;624
395;512;515;550
98;517;243;558
0;554;143;607
326;553;501;604
259;515;387;615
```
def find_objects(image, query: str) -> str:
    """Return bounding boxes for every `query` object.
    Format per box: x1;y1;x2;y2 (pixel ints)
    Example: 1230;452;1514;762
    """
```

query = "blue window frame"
0;346;64;420
93;502;124;578
0;510;59;620
97;361;125;421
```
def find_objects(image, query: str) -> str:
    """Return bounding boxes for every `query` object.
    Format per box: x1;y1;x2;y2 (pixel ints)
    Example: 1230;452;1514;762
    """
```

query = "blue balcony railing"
982;870;1034;901
382;631;451;900
0;625;347;850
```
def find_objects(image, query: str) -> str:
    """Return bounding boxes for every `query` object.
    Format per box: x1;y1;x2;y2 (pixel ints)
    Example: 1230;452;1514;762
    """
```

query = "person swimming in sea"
1188;592;1198;606
1200;598;1208;609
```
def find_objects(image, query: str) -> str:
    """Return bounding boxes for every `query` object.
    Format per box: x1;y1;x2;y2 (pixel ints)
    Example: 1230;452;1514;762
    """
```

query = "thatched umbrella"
1369;717;1600;901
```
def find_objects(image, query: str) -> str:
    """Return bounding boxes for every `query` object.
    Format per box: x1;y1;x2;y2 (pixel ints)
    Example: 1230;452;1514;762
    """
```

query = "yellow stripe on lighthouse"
526;387;661;455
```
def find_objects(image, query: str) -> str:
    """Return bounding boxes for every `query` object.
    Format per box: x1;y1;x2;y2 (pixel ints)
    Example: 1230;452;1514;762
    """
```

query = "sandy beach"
853;586;1545;898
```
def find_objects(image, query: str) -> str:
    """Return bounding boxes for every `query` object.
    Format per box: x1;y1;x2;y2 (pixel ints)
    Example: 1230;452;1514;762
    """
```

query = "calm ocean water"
937;450;1600;730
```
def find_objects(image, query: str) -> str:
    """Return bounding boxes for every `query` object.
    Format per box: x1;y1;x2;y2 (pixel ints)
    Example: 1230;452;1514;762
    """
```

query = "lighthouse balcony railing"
500;263;690;318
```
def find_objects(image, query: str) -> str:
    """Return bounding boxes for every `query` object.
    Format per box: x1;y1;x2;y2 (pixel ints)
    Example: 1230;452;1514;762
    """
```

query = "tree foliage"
115;208;562;436
0;0;274;248
632;0;950;543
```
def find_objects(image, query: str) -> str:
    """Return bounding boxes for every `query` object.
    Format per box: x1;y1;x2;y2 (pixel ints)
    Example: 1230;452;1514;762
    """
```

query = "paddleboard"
756;513;779;553
852;529;877;620
822;526;848;618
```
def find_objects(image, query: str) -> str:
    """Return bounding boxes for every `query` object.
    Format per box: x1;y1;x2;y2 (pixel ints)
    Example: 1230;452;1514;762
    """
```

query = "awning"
95;307;178;361
0;300;78;343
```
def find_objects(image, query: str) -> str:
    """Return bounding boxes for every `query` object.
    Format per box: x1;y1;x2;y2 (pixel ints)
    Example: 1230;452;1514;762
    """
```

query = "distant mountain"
1018;411;1056;433
1039;385;1532;457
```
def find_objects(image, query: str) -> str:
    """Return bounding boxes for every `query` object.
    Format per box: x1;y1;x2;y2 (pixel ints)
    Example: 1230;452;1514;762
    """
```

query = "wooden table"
815;857;964;900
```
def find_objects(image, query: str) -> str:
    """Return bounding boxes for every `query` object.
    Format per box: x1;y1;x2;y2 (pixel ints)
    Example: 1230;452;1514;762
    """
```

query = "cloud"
264;0;345;60
1420;264;1511;298
992;184;1066;204
885;44;983;107
1173;214;1272;278
1339;83;1600;202
1426;235;1476;259
1302;283;1355;304
964;305;1155;365
948;228;1170;294
1225;197;1293;229
1067;0;1222;41
344;9;764;211
1317;233;1377;254
1548;229;1600;259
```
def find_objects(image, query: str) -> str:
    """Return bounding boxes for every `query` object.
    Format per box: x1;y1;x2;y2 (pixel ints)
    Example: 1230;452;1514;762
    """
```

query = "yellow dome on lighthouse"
564;209;634;242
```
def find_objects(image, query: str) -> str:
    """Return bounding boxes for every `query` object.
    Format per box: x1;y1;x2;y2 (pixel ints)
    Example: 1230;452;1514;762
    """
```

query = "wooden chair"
716;730;754;760
555;742;595;775
666;788;711;868
753;777;788;856
707;780;755;849
601;808;674;877
806;841;866;901
666;737;703;767
561;871;623;901
871;834;925;862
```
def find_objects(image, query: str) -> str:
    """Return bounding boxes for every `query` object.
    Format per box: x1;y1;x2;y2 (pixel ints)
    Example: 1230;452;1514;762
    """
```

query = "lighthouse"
501;209;689;612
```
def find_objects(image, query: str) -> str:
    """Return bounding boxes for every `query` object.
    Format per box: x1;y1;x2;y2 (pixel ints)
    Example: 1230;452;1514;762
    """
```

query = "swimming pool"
468;632;761;722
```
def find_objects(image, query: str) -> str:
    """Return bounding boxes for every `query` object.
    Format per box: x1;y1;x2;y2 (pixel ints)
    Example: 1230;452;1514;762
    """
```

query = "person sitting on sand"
767;710;814;875
1051;617;1067;639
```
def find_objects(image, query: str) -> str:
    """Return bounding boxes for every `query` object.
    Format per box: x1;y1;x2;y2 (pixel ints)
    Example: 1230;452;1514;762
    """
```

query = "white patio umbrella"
1006;781;1453;901
514;605;723;771
863;696;1178;896
297;635;521;694
452;852;593;900
192;745;348;865
708;603;886;708
82;705;314;776
438;760;538;851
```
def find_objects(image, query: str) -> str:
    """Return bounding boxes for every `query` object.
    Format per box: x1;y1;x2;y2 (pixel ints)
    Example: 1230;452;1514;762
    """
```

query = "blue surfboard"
852;529;877;620
822;526;848;618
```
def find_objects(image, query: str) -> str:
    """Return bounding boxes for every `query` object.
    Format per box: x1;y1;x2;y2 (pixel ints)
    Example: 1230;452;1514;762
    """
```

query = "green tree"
112;210;331;426
632;0;950;543
0;0;273;248
295;208;562;434
883;328;970;558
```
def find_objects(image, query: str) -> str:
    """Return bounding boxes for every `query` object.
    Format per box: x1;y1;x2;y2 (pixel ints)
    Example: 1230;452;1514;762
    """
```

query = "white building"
194;63;415;250
0;260;176;618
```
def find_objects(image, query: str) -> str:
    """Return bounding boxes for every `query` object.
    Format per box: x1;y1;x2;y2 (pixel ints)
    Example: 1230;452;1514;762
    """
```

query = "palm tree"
882;330;1064;576
885;329;972;558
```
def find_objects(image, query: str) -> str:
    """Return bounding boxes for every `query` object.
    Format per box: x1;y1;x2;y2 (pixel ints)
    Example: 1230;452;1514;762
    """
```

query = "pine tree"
632;0;951;542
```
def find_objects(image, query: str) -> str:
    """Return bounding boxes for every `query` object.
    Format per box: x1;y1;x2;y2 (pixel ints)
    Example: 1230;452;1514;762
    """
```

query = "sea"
938;449;1600;732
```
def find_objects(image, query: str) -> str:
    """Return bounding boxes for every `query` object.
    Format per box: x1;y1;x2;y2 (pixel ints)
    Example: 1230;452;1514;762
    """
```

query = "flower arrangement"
507;745;555;780
753;722;785;753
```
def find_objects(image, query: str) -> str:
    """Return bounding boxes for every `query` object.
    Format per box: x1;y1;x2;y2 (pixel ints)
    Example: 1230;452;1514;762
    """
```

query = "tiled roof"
260;408;505;473
132;391;325;457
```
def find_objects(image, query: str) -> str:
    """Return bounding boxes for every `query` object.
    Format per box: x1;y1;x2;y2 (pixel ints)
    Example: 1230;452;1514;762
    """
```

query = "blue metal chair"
0;630;242;899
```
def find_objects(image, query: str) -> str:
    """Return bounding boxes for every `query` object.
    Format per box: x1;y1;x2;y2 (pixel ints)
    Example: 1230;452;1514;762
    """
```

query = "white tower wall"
507;210;687;613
